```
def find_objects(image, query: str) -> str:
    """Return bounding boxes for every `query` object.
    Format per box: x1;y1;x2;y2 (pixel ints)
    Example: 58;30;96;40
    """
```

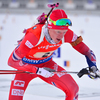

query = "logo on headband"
33;26;37;29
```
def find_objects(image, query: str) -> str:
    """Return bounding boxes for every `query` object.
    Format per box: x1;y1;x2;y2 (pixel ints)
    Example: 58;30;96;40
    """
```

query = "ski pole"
0;69;99;79
0;70;28;74
0;69;78;74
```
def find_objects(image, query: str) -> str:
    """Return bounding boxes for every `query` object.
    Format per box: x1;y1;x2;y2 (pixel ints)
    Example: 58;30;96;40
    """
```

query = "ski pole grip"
77;68;89;78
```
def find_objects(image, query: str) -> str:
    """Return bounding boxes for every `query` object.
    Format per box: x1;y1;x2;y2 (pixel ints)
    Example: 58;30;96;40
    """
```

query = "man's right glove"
36;67;54;78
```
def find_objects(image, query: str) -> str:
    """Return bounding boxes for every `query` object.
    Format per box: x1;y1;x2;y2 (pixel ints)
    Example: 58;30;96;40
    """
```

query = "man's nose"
59;32;65;38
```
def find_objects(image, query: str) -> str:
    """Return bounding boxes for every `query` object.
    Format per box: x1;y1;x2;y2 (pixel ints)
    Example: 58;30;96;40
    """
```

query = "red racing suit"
8;23;96;100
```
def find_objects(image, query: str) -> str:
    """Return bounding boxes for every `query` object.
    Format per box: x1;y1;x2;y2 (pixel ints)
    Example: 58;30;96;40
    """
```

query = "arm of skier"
70;35;100;78
8;31;39;72
64;29;100;78
8;28;54;78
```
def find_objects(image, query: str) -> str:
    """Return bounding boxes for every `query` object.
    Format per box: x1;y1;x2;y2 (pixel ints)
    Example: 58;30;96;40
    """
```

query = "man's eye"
63;32;66;34
57;31;61;34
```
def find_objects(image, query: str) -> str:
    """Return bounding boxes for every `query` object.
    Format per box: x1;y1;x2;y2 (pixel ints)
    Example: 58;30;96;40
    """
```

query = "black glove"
77;66;100;79
77;68;89;78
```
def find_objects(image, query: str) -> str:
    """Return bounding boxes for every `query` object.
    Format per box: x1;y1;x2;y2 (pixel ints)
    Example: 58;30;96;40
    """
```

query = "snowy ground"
0;13;100;100
0;77;100;100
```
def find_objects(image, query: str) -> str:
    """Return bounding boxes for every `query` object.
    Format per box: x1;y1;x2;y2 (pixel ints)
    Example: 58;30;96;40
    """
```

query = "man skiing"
8;8;100;100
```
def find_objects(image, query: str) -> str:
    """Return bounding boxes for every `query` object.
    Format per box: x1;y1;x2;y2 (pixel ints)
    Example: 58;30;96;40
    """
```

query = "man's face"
48;29;68;44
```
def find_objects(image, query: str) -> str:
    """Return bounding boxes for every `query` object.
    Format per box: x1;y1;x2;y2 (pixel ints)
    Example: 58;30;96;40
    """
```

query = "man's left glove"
89;66;100;79
77;66;100;79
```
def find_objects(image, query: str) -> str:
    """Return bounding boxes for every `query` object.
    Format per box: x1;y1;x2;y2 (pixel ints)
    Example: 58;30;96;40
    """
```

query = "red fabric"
8;52;38;73
48;9;68;30
15;32;39;58
64;29;74;43
8;59;79;100
8;24;79;100
72;42;90;55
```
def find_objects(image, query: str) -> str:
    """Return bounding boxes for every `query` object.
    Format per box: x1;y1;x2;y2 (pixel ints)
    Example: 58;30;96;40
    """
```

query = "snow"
1;91;100;100
0;77;100;100
0;13;100;100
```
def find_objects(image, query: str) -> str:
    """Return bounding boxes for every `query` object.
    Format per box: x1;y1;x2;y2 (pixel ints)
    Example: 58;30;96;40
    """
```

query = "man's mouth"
56;38;61;41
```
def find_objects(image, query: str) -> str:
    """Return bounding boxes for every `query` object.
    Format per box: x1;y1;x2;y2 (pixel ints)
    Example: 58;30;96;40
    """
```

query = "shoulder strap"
62;37;64;44
35;25;45;46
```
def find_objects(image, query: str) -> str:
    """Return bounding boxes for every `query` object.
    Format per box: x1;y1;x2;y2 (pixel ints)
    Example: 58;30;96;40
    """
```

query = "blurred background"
0;0;100;14
0;0;100;100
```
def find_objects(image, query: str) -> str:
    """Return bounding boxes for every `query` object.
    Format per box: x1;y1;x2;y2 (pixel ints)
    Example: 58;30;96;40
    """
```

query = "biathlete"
8;9;100;100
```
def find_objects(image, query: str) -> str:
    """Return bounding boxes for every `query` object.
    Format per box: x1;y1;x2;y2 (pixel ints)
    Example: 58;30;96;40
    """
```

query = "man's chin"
55;40;60;44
